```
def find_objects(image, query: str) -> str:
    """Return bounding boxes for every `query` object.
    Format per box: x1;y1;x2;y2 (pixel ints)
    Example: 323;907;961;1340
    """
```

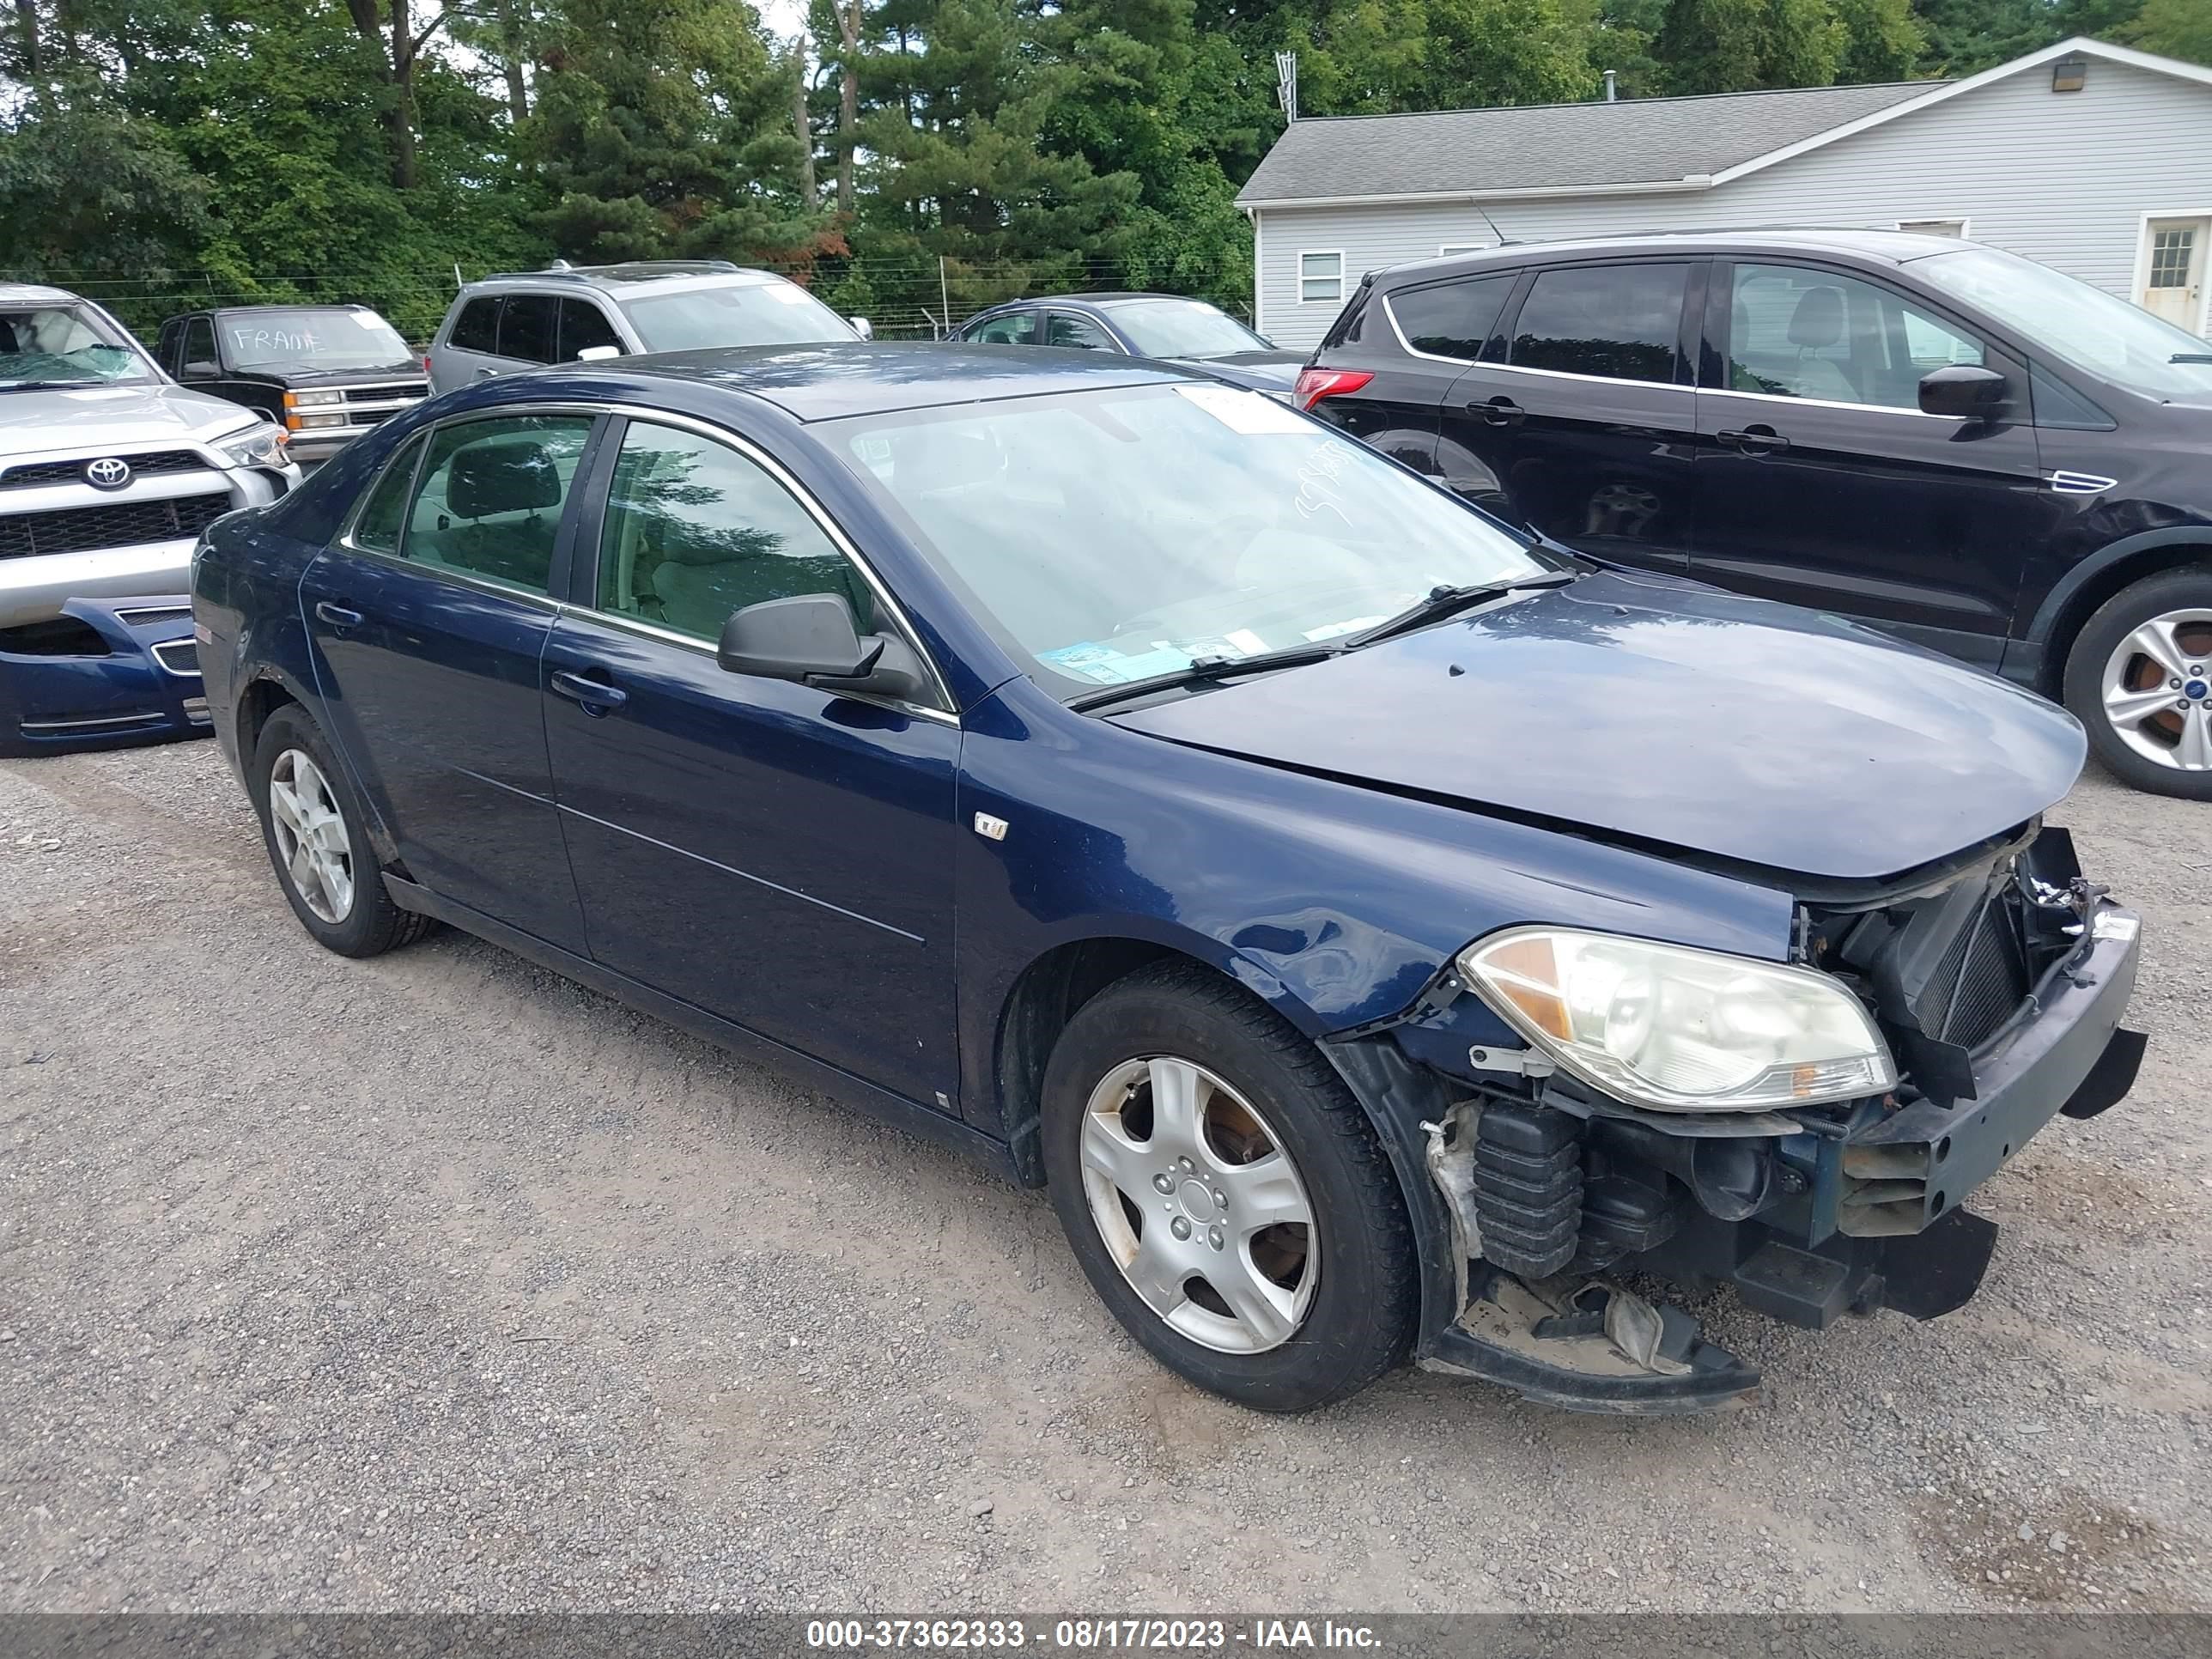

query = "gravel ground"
1;737;2207;1614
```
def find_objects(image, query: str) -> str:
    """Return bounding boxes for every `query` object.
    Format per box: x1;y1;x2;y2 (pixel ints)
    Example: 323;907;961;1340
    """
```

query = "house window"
1898;219;1970;239
1299;252;1343;305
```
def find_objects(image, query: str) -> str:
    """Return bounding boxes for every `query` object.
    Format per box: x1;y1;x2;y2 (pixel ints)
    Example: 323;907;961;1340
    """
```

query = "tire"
248;703;432;957
1041;962;1418;1412
2061;567;2212;800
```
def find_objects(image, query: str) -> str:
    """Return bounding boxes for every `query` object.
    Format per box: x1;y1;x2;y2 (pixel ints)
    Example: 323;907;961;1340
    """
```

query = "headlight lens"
214;422;288;469
287;388;344;409
1458;927;1895;1112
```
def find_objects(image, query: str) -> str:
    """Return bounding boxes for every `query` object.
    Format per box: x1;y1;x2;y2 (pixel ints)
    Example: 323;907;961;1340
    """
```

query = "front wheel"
1041;963;1418;1412
2063;568;2212;799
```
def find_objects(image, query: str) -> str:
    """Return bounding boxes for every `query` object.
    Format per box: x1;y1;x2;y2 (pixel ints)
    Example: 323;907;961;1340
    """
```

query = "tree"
2127;0;2212;64
1656;0;1845;91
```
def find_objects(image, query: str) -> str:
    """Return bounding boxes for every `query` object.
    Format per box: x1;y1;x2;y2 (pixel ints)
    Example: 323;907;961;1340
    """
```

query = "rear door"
299;410;602;951
1440;259;1702;572
1688;259;2044;660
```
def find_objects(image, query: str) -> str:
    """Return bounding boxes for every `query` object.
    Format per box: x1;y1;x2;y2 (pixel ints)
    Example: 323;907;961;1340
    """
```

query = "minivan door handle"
1468;396;1524;427
549;668;629;716
313;601;363;629
1717;425;1790;455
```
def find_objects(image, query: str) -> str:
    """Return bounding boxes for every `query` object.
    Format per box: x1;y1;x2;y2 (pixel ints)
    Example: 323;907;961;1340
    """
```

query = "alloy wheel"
1078;1055;1318;1354
2100;608;2212;774
268;748;356;924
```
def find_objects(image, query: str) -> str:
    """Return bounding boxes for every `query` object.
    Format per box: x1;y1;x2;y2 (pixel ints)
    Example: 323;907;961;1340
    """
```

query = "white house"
1239;37;2212;350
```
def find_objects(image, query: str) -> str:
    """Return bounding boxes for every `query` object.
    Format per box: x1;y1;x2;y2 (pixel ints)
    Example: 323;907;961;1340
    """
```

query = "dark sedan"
956;293;1306;397
191;344;2145;1414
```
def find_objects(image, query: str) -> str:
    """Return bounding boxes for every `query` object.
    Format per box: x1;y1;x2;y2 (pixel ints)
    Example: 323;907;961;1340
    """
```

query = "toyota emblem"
84;456;132;489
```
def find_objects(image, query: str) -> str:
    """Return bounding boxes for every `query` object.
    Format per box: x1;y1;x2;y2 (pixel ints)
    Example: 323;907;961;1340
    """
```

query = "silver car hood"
0;383;262;457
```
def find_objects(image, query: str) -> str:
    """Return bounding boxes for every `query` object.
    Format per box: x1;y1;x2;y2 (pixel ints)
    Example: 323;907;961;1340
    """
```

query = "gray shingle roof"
1237;81;1943;204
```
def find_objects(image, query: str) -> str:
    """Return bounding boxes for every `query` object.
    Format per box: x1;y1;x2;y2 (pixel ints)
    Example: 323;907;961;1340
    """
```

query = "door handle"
1717;425;1790;456
1468;396;1525;427
313;601;363;628
550;668;629;716
473;367;497;379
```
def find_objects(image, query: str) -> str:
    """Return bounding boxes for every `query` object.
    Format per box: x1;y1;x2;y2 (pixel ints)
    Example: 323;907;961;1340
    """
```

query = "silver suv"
426;261;870;393
1;283;300;630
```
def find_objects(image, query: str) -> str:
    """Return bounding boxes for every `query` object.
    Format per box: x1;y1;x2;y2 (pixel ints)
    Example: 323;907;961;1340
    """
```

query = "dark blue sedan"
191;344;2145;1414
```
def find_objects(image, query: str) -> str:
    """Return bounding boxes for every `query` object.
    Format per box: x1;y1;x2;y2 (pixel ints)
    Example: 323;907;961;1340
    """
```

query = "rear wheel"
249;704;431;957
2063;568;2212;799
1041;962;1417;1412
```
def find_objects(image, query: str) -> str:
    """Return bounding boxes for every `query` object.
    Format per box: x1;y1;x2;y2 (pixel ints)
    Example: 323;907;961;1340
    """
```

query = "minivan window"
402;414;595;592
1914;244;2212;404
1387;274;1516;362
449;297;500;354
497;295;559;364
1510;264;1688;385
1727;263;1983;410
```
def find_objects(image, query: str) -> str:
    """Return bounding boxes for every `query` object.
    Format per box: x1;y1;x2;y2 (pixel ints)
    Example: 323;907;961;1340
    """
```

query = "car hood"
229;363;423;389
1162;349;1304;392
1107;570;2086;883
0;382;264;451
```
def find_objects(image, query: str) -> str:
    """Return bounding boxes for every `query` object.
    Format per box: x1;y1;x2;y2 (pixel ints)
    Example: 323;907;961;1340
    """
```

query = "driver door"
542;416;963;1111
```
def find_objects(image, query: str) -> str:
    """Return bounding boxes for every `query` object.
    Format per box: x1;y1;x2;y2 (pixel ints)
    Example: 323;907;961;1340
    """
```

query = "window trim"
1298;250;1345;306
568;408;958;721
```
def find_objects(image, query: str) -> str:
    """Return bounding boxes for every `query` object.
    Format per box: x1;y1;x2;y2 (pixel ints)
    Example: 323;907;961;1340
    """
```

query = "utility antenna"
1275;52;1298;122
1474;201;1514;246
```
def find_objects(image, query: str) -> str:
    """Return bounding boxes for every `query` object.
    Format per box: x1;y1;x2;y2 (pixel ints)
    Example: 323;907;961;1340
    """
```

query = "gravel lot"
2;738;2207;1614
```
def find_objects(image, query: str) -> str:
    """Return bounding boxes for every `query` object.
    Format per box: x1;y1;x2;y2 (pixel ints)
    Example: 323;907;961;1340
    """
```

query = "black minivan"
1297;230;2212;799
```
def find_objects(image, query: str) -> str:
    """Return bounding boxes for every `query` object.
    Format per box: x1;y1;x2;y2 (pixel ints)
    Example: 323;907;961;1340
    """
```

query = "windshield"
622;281;857;351
836;382;1550;696
222;308;413;371
1914;246;2212;402
1109;300;1273;360
0;304;152;388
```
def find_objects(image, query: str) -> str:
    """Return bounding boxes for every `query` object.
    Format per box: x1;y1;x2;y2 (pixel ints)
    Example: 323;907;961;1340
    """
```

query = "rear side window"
351;434;426;556
559;298;623;359
401;414;596;592
1510;263;1689;385
1386;274;1516;362
448;297;499;353
496;295;558;364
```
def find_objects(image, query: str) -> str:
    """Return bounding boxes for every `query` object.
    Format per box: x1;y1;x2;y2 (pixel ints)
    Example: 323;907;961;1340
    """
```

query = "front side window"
1387;274;1516;362
967;311;1037;345
1299;252;1343;305
497;295;559;364
1510;263;1688;385
559;299;624;359
351;434;426;555
1727;263;1983;409
182;317;219;374
1914;244;2212;404
836;382;1551;696
0;303;154;387
220;308;413;373
596;421;873;643
619;281;856;351
1045;312;1116;351
1108;301;1270;359
401;413;596;592
449;298;499;353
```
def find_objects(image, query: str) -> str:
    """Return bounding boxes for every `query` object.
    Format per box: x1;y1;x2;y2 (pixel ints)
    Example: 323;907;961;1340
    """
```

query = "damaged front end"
0;594;210;757
1327;823;2147;1414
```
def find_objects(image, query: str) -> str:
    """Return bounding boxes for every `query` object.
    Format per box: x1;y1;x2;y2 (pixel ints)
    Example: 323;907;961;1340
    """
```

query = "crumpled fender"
0;594;210;757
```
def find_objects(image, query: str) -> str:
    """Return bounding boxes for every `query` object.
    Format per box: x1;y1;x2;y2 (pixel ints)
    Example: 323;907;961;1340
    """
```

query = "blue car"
191;343;2145;1414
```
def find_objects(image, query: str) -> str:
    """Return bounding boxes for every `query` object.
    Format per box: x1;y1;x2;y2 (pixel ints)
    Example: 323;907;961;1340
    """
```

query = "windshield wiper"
1340;574;1579;650
0;380;97;392
1066;643;1340;713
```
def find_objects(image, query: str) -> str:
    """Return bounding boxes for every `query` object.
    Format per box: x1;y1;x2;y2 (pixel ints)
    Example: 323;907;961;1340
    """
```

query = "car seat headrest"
447;438;562;520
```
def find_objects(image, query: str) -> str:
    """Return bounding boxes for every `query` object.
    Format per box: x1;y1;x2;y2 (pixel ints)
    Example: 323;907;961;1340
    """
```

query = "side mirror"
717;592;930;702
574;344;621;362
182;360;219;379
1918;363;2008;420
849;316;874;340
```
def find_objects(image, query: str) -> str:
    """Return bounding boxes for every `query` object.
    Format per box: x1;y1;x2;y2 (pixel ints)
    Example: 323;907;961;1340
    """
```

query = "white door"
2141;218;2209;331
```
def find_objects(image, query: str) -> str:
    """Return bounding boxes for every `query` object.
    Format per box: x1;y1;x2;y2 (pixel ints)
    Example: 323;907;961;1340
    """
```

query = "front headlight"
213;422;288;469
1458;927;1895;1112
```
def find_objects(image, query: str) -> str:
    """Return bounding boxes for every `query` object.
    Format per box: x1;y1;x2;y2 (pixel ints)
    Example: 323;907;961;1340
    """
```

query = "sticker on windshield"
1038;642;1193;684
1170;382;1310;434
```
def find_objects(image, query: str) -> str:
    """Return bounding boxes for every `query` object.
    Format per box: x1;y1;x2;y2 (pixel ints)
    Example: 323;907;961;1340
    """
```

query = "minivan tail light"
1293;368;1373;411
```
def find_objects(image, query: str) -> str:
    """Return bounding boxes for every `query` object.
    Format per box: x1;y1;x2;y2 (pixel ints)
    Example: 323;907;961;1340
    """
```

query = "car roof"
1371;227;1971;286
462;262;788;299
977;292;1218;314
0;283;89;307
552;341;1198;422
208;303;382;318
